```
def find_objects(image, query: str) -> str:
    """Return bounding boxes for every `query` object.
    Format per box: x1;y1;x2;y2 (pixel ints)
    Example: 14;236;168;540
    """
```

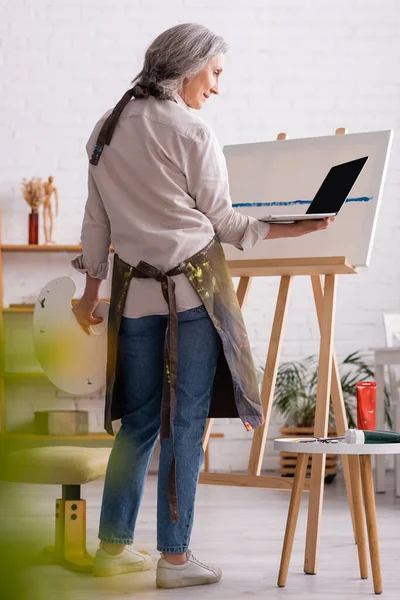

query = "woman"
72;23;332;590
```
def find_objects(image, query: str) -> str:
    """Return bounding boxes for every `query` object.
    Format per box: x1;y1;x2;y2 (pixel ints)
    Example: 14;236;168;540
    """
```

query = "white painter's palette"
33;277;109;395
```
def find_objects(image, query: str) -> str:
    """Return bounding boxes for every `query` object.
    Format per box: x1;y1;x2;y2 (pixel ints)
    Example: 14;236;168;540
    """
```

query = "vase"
29;210;39;245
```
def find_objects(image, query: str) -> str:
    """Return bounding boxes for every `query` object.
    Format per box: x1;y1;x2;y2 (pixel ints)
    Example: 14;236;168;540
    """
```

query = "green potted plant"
259;351;391;482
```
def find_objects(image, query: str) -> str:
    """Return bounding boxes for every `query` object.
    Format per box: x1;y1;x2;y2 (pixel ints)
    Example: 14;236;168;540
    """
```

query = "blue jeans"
98;305;222;553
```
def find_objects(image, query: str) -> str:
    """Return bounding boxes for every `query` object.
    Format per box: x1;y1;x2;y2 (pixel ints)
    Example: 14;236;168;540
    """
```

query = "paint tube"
356;381;376;430
345;429;400;444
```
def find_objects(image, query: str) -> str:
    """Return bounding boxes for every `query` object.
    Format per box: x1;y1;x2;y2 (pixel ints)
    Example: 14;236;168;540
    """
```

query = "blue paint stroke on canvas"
232;196;373;208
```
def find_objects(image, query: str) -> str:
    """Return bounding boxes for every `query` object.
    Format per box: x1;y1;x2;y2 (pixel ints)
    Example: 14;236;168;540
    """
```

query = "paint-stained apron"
104;236;264;522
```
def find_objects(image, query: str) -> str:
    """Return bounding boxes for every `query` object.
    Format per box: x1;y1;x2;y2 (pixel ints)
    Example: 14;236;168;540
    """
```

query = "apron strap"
89;88;135;166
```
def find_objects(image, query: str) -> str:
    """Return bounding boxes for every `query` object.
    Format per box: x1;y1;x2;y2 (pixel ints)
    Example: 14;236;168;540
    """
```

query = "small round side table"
274;438;400;595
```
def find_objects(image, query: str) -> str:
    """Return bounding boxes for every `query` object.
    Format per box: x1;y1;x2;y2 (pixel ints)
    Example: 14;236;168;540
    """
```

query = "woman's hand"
72;293;103;336
265;217;335;240
291;217;335;237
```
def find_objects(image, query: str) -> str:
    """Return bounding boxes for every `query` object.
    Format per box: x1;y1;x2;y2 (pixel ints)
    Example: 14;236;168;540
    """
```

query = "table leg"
396;452;400;498
395;403;400;498
375;364;386;493
360;455;383;595
348;455;368;579
277;453;309;588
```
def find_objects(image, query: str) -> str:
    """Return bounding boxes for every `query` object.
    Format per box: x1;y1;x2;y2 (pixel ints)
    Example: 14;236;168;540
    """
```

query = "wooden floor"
1;472;400;599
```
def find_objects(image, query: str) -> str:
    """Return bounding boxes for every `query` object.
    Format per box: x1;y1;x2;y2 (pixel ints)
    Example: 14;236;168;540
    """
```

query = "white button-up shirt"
72;93;270;318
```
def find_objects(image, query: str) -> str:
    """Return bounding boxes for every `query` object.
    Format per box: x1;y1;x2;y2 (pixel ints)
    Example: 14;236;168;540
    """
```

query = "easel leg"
304;274;336;575
248;276;293;476
360;455;383;595
202;277;252;458
311;275;358;543
202;418;214;457
348;455;368;579
277;453;308;588
235;276;253;308
204;443;210;473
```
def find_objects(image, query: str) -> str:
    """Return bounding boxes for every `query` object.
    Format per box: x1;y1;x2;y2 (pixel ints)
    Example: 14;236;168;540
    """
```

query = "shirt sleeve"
185;126;270;250
71;167;111;279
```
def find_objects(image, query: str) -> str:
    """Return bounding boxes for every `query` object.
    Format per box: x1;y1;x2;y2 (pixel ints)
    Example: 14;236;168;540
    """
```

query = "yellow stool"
6;446;111;573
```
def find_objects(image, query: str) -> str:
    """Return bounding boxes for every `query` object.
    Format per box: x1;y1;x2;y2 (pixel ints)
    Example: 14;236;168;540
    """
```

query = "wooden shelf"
3;298;110;313
3;307;35;313
1;245;83;252
4;432;112;441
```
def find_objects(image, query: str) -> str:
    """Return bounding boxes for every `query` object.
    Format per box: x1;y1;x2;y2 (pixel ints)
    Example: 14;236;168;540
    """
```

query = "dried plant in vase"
21;177;44;212
21;177;45;244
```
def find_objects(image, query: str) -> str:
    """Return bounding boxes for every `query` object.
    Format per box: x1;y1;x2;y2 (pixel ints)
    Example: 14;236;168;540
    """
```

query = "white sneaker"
93;544;152;577
156;550;222;589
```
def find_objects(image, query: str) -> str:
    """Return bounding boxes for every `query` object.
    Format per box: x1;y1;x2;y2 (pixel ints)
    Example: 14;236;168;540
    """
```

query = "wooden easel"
201;128;359;575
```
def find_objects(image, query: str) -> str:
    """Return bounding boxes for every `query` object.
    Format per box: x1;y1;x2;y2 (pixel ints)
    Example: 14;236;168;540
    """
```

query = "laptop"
260;156;369;223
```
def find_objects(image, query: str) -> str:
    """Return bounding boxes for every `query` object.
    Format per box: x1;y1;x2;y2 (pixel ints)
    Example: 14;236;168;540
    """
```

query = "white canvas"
223;130;393;267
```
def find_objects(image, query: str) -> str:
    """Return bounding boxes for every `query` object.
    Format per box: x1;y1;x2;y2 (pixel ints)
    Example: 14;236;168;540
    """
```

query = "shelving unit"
0;227;113;452
0;231;221;469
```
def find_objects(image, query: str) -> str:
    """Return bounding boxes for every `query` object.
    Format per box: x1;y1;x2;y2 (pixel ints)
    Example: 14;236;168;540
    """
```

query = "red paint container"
356;381;376;430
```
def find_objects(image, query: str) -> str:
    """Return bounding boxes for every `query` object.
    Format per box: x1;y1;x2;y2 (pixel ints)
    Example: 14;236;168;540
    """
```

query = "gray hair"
131;23;228;100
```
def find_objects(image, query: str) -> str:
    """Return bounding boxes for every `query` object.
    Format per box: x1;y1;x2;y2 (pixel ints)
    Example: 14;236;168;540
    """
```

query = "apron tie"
133;260;184;523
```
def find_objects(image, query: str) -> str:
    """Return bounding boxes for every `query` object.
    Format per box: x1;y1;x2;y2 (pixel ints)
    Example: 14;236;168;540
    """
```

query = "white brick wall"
1;0;400;470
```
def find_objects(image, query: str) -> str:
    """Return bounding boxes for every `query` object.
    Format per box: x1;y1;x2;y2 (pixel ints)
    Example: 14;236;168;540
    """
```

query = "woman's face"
179;53;224;110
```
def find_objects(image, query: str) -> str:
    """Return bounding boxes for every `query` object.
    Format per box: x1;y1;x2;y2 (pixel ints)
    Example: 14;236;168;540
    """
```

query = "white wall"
2;0;400;470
